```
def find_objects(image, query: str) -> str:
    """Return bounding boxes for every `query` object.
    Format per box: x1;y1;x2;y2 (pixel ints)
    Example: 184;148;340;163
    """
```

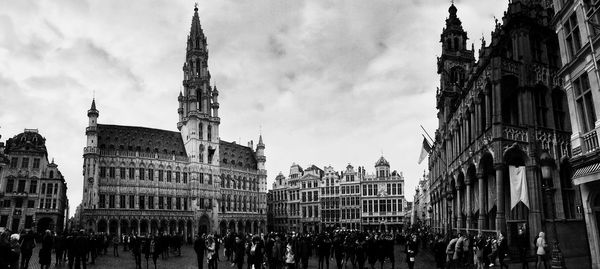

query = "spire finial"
194;2;198;11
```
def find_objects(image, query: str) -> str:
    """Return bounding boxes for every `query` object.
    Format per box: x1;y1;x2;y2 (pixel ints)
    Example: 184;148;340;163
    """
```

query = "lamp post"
540;154;565;269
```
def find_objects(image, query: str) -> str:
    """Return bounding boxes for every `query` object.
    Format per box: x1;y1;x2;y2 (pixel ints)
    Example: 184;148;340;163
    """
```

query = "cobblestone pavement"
22;244;437;269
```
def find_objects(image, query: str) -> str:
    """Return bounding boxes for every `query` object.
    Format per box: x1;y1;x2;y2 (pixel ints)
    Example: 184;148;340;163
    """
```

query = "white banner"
509;165;529;209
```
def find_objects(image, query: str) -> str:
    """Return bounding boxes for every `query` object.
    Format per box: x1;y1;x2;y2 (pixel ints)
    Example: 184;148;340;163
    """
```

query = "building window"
159;170;164;181
109;195;115;208
167;171;172;182
564;13;582;59
139;196;145;210
21;158;29;169
15;198;23;208
207;174;212;185
128;168;135;179
120;195;126;208
10;158;17;168
148;196;154;209
3;200;11;208
184;198;188;210
183;173;188;183
100;167;106;178
139;168;144;180
99;194;106;208
6;179;14;192
109;167;116;179
574;73;597;133
129;195;135;209
27;200;35;208
33;158;40;169
120;168;126;179
47;184;53;195
148;169;154;181
166;197;172;210
159;196;164;209
17;180;25;193
208;125;212;141
176;197;181;210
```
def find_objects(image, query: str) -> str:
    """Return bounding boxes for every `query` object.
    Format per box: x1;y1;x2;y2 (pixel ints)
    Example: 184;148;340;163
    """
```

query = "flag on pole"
509;165;530;209
418;136;432;164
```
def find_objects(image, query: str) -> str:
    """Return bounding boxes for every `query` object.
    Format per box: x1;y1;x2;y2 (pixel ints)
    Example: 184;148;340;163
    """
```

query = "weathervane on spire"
451;0;454;4
194;2;198;11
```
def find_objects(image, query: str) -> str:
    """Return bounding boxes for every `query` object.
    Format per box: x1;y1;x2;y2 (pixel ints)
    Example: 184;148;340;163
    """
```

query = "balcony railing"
583;129;600;154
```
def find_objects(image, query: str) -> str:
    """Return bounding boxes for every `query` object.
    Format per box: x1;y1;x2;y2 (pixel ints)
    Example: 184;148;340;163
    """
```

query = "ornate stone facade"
269;157;406;233
80;6;267;238
428;1;589;266
0;129;69;233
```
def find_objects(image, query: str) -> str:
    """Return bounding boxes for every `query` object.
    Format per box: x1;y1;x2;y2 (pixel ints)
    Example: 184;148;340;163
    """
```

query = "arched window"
447;39;452;50
450;67;465;86
49;171;54;179
207;125;212;141
199;123;203;140
552;89;568;130
454;37;460;51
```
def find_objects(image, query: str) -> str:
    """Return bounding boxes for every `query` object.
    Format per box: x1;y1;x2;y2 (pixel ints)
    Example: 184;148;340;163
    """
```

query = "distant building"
412;173;430;226
0;129;69;233
269;157;406;233
320;166;340;232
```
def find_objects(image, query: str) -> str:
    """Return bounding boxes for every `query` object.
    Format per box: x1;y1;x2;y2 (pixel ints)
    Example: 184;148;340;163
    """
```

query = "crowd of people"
0;228;185;269
192;230;422;269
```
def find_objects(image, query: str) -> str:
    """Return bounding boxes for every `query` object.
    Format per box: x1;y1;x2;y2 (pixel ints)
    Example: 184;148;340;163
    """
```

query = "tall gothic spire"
187;3;207;52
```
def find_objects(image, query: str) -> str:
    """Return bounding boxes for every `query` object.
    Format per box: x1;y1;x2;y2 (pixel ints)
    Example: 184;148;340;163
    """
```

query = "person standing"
19;230;35;269
332;234;345;269
445;234;458;269
272;235;285;269
206;235;217;269
284;240;296;269
516;229;529;269
432;235;445;269
247;236;264;269
405;234;418;269
497;233;508;269
131;235;142;269
232;236;246;269
8;233;21;269
365;235;377;269
194;234;206;269
112;235;120;257
38;230;53;269
355;237;366;269
535;232;548;269
298;235;312;269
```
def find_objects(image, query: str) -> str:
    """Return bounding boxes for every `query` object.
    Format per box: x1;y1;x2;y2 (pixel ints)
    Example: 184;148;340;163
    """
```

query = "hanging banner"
509;165;530;209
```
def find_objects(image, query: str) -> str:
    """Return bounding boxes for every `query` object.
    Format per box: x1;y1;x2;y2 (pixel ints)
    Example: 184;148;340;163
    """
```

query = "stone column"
495;164;506;233
456;183;463;232
478;172;486;231
465;177;472;231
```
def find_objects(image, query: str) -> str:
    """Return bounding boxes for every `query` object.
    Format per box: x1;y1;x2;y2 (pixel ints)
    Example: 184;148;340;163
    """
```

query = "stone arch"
187;220;193;238
503;143;528;166
97;219;108;234
109;219;119;235
151;219;159;235
169;219;177;234
220;220;227;235
130;219;139;235
253;220;259;234
38;217;55;234
120;219;129;235
245;220;251;234
178;220;185;235
199;215;210;235
228;220;235;232
140;219;149;235
237;220;244;233
160;219;168;233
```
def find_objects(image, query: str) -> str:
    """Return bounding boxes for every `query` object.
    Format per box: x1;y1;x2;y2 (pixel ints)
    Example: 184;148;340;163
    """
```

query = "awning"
572;162;600;185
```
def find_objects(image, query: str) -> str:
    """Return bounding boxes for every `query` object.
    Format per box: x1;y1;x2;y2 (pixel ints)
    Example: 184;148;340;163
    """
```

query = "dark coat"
234;241;246;264
194;237;206;257
38;235;53;265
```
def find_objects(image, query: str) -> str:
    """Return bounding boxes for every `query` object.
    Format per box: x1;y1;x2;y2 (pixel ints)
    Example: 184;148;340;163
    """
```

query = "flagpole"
420;125;435;145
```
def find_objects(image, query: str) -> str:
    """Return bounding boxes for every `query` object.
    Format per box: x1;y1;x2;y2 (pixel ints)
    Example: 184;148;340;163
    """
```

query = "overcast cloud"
0;0;507;215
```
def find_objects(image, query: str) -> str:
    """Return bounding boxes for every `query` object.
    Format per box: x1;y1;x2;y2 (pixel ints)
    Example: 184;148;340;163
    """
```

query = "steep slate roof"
97;124;186;156
219;140;257;169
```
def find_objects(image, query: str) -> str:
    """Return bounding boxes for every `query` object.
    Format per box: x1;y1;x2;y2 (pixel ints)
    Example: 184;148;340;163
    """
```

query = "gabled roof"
97;124;186;156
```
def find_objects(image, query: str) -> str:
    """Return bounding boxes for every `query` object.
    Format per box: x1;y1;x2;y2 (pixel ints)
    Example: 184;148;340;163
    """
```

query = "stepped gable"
219;140;257;169
97;124;186;156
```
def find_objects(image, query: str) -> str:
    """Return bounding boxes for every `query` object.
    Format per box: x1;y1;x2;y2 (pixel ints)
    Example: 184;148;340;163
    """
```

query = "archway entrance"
97;219;107;234
120;219;129;235
109;219;118;235
220;221;227;235
199;215;210;235
37;217;54;234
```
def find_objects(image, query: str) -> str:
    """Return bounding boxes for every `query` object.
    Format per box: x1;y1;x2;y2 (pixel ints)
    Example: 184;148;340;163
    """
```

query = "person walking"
112;235;120;257
365;235;377;269
298;235;312;269
355;237;366;269
497;233;508;269
284;240;296;269
432;235;446;269
445;234;457;269
131;235;143;269
332;234;345;269
317;234;331;269
38;230;53;269
535;232;548;269
194;234;206;269
516;228;529;269
19;230;35;269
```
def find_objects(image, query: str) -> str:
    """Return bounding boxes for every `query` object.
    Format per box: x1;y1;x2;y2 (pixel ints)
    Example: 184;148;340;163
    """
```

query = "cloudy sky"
0;0;507;215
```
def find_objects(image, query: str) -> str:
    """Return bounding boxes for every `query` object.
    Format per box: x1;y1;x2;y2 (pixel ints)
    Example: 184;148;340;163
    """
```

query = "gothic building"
428;1;589;266
0;129;69;233
553;0;600;267
80;6;267;238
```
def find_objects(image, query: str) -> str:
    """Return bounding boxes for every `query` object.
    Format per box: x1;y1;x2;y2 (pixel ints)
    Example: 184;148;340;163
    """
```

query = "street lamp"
540;153;565;269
